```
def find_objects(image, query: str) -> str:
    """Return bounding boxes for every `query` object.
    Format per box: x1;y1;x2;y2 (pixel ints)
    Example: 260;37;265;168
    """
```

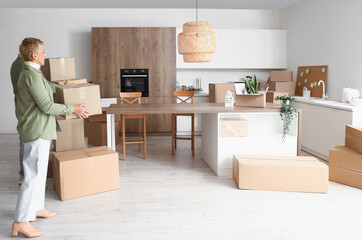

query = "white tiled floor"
0;134;361;239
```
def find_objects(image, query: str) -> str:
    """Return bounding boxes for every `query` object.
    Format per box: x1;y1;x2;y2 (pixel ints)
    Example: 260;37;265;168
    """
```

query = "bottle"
224;90;234;107
182;85;186;91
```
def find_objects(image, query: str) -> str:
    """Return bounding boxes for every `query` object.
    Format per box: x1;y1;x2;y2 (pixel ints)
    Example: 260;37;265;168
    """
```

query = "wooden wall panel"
148;28;176;97
92;27;120;97
119;28;149;69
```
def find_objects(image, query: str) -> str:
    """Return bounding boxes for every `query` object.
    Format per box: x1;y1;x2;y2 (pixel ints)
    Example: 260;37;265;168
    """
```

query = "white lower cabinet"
201;112;299;177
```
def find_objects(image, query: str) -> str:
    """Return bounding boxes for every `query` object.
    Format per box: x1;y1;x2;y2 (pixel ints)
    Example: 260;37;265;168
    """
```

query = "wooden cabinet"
92;27;176;133
176;29;287;69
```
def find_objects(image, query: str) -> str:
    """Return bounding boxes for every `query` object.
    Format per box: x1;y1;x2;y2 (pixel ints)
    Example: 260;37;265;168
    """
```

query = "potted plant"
275;95;297;141
245;75;259;94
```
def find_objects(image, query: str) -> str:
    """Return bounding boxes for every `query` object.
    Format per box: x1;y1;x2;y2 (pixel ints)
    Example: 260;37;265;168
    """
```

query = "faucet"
318;80;327;99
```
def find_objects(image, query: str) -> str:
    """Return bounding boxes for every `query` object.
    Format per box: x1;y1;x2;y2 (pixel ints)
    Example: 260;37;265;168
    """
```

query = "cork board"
295;66;328;98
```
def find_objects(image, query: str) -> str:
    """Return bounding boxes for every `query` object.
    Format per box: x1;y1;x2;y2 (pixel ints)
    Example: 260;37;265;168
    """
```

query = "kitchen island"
104;103;300;176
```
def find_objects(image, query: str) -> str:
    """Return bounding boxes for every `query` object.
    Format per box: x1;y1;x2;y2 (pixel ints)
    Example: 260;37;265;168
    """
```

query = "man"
10;55;25;184
11;37;88;238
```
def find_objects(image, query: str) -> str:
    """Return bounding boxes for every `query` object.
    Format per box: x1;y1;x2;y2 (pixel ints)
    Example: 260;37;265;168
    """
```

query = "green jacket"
10;56;24;100
16;64;73;142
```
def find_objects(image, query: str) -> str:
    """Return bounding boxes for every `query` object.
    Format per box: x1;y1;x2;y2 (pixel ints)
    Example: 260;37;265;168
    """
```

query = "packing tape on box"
60;58;66;80
88;158;94;174
66;119;72;136
79;87;86;99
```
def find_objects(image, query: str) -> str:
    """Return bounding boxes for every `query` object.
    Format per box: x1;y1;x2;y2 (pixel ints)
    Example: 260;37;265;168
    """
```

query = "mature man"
11;37;88;238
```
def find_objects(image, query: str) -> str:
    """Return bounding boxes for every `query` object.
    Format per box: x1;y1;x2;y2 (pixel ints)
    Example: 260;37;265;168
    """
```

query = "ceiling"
0;0;304;10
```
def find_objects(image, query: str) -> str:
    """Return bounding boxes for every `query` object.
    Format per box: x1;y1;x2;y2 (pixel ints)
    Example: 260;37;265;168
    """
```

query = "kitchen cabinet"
295;97;362;160
176;29;286;69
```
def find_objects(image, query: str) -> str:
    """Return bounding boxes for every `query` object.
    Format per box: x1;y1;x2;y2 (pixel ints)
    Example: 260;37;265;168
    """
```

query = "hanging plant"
275;96;297;142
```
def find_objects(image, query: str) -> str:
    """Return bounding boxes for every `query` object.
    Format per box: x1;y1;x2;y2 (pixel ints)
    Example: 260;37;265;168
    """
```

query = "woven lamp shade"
178;21;216;63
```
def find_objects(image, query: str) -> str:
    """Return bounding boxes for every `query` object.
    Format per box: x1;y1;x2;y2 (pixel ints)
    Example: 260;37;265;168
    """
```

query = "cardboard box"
209;83;235;103
52;78;87;85
219;118;248;137
84;120;119;146
345;125;362;155
329;145;362;172
56;83;102;119
47;147;55;178
53;146;119;201
233;155;328;193
269;82;296;96
235;91;266;108
270;71;293;82
266;91;289;105
329;165;362;189
89;111;120;122
41;57;76;81
55;117;85;152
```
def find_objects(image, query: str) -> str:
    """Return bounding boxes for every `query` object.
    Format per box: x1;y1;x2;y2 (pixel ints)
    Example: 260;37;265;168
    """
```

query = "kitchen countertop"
293;96;361;112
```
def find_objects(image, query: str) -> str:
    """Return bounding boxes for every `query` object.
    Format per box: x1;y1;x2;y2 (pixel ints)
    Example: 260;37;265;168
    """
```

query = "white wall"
0;8;280;133
280;0;362;101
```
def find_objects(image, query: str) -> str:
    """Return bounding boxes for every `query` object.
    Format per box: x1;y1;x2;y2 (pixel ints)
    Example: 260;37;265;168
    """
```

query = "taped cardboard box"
345;125;362;155
329;145;362;172
233;155;328;193
89;111;120;122
56;83;102;119
84;120;119;146
270;71;293;82
209;83;235;103
269;82;296;96
235;91;266;108
41;57;76;81
53;146;119;201
219;118;248;137
266;91;289;105
329;165;362;189
55;117;85;152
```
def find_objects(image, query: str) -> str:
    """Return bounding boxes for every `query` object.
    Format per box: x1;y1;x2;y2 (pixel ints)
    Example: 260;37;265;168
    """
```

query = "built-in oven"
120;69;149;97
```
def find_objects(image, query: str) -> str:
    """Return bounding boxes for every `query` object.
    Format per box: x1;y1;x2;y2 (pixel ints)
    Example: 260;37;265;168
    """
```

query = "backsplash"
176;69;273;93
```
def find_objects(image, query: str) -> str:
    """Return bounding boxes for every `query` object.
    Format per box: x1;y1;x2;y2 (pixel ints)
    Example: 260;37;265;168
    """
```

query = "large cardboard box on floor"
269;82;296;96
84;120;119;146
88;111;120;122
233;155;328;193
269;71;293;82
41;57;76;81
53;146;119;201
56;83;102;119
235;91;266;108
55;116;85;152
266;91;289;105
219;118;248;137
209;83;235;103
329;145;362;189
345;125;362;155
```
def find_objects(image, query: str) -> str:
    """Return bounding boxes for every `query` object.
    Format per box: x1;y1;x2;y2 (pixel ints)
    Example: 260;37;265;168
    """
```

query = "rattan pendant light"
178;0;216;63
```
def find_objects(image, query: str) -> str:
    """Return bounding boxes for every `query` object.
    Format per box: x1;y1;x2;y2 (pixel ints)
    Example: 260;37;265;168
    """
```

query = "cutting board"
295;66;328;98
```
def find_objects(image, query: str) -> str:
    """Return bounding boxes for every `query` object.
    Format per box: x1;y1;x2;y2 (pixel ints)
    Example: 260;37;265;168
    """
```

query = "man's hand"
73;104;89;119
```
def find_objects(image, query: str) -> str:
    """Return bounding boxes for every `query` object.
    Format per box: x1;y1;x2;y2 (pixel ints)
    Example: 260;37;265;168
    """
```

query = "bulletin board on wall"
295;66;328;98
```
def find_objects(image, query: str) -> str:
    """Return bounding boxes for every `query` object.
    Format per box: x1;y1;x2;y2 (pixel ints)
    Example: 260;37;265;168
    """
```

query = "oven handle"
122;75;148;77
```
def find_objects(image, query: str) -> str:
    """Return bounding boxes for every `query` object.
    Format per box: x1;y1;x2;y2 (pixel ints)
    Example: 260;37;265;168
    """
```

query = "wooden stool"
172;91;195;156
119;92;146;160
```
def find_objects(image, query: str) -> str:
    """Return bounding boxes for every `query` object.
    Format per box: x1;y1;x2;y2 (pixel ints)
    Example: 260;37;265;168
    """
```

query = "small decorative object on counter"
303;87;311;98
245;75;259;94
224;90;235;107
182;85;187;91
275;95;297;142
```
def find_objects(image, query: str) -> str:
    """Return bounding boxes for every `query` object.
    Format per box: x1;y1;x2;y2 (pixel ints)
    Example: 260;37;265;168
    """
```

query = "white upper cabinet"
176;29;286;69
265;30;287;69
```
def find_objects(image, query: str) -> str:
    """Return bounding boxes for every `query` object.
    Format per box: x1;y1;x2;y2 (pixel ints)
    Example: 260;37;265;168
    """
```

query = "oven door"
121;76;149;97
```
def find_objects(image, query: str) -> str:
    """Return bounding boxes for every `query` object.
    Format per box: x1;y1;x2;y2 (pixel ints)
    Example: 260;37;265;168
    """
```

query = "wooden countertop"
103;103;282;114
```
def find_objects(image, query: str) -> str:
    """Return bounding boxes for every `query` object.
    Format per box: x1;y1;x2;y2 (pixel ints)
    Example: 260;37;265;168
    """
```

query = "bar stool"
119;92;146;160
172;91;195;156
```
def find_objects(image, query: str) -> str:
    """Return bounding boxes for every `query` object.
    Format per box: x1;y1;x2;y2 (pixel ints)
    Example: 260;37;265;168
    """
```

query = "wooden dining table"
103;102;283;150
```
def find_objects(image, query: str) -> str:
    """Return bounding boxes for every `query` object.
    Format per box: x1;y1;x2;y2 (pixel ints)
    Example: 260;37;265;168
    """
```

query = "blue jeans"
15;108;24;177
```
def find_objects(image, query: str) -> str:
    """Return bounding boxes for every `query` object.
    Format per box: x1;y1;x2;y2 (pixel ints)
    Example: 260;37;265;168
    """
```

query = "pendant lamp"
178;0;216;63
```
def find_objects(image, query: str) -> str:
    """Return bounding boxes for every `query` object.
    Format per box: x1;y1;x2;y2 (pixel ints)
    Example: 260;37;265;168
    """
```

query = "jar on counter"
182;85;187;91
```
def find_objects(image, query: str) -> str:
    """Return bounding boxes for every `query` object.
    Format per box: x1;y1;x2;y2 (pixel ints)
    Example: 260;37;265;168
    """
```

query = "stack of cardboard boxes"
329;125;362;189
43;57;119;201
267;71;295;104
